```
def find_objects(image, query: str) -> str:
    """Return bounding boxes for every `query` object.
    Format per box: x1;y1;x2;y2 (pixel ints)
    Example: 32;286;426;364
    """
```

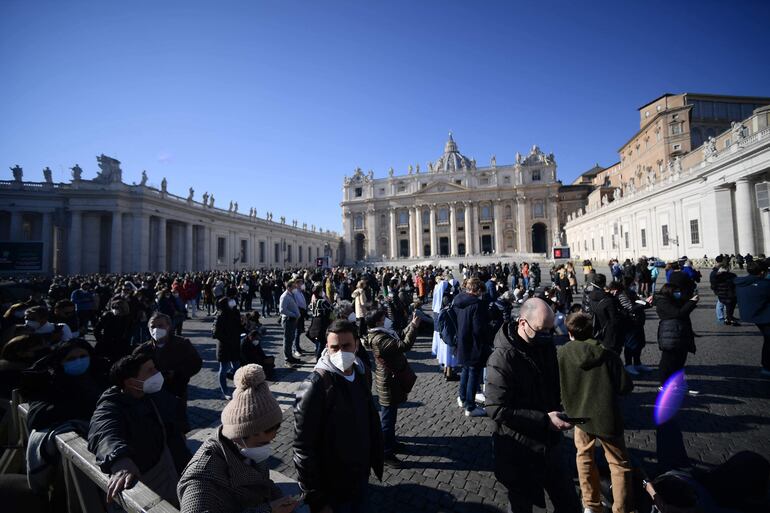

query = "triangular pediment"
415;180;468;195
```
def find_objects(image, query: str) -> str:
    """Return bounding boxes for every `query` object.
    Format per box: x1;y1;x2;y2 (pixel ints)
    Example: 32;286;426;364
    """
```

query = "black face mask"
531;331;554;346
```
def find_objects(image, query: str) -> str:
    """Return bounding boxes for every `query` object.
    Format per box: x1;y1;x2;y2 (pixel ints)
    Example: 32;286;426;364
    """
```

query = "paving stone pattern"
182;276;770;512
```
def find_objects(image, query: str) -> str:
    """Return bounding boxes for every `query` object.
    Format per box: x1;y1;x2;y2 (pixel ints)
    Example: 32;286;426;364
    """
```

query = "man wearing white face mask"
178;364;299;513
88;352;191;507
133;312;202;431
22;306;73;344
294;320;383;513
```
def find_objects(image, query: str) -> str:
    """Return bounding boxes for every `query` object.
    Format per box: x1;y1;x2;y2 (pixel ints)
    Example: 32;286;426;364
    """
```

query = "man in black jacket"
486;297;580;513
587;273;622;353
453;277;493;417
293;320;383;513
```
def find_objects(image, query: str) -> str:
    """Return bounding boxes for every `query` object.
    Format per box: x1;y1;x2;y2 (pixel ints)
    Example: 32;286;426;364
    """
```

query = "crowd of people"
0;254;768;513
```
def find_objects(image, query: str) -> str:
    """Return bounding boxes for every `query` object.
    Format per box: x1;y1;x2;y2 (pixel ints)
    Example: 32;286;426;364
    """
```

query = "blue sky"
1;0;769;231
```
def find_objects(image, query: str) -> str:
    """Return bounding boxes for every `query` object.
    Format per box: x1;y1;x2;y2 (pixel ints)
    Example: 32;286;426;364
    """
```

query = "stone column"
493;200;504;254
429;205;438;257
9;211;23;241
185;223;194;271
414;207;423;257
516;197;527;252
68;211;82;274
157;217;167;272
735;178;756;255
133;214;150;272
464;202;472;256
408;208;416;258
548;194;560;257
471;203;479;254
389;209;397;259
449;202;458;256
41;212;53;274
366;208;377;259
110;212;123;274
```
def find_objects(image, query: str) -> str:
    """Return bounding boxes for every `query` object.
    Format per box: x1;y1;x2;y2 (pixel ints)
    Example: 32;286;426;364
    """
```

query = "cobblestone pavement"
182;279;770;512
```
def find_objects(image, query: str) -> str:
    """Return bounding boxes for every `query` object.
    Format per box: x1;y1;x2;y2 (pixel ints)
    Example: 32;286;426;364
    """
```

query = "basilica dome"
432;133;475;173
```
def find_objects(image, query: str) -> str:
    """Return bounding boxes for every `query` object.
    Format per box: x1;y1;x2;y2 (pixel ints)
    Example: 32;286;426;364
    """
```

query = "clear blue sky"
2;0;768;232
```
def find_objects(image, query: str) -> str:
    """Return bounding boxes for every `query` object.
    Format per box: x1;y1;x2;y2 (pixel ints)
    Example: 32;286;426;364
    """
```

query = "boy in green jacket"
558;312;634;513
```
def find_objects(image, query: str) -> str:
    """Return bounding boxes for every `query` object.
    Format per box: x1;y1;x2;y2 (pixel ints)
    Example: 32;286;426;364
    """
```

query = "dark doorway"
355;233;366;261
424;244;431;257
399;239;409;258
532;223;547;253
481;235;493;253
458;242;466;256
439;237;449;256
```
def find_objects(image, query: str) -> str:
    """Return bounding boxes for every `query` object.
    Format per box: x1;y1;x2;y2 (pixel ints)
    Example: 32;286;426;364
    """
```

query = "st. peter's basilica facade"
340;134;590;263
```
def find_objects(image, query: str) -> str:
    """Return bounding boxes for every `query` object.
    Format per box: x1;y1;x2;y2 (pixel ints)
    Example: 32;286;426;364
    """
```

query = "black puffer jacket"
656;295;697;353
93;312;133;363
588;288;622;352
485;323;562;507
710;271;737;302
293;359;383;513
366;323;417;406
87;386;191;475
453;292;494;367
214;307;242;362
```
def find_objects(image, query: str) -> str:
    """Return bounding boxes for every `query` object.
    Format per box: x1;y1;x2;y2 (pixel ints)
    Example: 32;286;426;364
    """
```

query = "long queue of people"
1;258;769;513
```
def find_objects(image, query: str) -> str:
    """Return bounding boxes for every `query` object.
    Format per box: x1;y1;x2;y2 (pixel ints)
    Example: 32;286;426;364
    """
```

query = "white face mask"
239;440;271;464
329;350;357;372
134;372;164;394
151;327;168;342
25;320;41;329
383;317;393;330
228;299;237;309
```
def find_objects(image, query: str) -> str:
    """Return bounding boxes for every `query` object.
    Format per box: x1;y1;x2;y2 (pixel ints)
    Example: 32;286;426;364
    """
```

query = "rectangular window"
662;225;670;246
479;178;489;186
641;228;647;248
421;183;427;189
454;180;462;185
503;176;511;184
690;219;700;244
379;188;385;195
259;241;265;263
217;237;226;263
672;144;681;151
671;123;682;135
398;211;408;226
398;185;406;192
240;239;247;263
532;170;541;181
354;187;362;197
533;202;544;218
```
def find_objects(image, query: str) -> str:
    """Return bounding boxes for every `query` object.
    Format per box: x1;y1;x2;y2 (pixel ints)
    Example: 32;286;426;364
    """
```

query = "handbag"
376;354;417;397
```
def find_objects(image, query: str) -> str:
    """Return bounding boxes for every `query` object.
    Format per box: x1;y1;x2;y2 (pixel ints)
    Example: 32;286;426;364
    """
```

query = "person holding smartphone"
558;311;634;513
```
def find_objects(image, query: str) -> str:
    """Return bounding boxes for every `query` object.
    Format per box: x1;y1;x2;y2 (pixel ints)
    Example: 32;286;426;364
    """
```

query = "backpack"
436;303;458;347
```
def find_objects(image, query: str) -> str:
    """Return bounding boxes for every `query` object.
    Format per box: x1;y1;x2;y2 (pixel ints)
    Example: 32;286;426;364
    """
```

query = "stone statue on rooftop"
491;155;496;168
161;177;168;193
408;165;413;175
731;121;746;144
704;137;718;159
388;167;394;177
95;154;122;184
209;195;215;207
187;187;194;201
415;164;420;174
613;188;620;201
71;164;82;181
280;216;285;224
233;202;238;213
11;165;22;182
43;167;52;184
140;170;148;186
228;201;233;212
202;192;209;206
515;152;522;164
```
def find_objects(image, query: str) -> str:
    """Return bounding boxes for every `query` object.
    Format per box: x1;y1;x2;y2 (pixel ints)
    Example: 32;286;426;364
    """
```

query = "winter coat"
177;427;282;513
366;323;417;406
453;292;494;367
214;308;242;362
293;355;383;512
133;336;202;402
588;288;622;352
557;338;633;438
352;288;370;319
734;275;770;324
26;371;106;431
656;295;697;353
485;324;562;507
87;386;191;475
710;271;737;302
93;312;134;363
668;271;697;298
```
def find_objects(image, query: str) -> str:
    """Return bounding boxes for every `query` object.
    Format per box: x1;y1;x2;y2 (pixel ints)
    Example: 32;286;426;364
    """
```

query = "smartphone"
561;416;590;425
634;299;648;306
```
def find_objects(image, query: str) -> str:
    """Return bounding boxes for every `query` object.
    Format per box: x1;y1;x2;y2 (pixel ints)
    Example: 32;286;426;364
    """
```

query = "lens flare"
654;370;687;425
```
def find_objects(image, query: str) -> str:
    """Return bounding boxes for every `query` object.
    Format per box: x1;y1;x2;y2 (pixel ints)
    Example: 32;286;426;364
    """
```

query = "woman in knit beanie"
178;364;300;513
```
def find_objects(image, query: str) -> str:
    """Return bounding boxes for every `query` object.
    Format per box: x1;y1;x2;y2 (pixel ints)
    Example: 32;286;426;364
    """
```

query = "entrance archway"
532;223;547;253
355;233;366;261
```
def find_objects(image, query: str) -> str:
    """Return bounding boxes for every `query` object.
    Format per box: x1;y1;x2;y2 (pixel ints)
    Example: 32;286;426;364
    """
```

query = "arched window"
438;208;449;223
422;210;430;226
504;205;512;219
456;208;465;222
398;211;408;226
481;205;492;221
354;214;363;230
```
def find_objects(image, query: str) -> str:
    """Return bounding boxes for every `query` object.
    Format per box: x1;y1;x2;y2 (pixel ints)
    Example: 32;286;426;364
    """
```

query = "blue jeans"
380;404;398;456
281;316;298;358
459;365;483;411
218;361;239;395
716;299;726;324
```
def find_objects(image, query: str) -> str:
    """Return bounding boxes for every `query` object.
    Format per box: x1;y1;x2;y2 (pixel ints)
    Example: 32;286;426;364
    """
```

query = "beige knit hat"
221;364;283;439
